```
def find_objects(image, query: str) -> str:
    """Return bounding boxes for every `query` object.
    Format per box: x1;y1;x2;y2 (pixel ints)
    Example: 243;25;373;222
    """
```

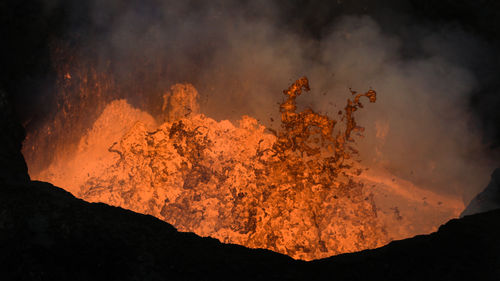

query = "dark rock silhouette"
0;181;300;281
0;90;30;183
1;180;500;280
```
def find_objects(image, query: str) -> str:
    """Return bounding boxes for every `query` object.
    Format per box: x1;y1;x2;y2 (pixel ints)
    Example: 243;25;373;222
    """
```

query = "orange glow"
25;67;463;261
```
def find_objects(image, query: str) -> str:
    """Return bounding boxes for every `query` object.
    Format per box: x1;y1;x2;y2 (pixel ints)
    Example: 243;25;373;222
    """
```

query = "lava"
25;69;463;261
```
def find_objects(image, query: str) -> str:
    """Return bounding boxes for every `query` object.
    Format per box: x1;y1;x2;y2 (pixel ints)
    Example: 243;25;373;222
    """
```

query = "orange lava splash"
82;78;386;260
25;66;464;260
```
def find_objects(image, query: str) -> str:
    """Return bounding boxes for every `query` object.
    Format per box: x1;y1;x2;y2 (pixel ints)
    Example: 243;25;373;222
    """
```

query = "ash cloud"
311;16;493;201
34;0;497;202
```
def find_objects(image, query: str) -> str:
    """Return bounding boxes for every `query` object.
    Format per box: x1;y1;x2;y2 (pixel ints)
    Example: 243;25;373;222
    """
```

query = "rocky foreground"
1;179;499;281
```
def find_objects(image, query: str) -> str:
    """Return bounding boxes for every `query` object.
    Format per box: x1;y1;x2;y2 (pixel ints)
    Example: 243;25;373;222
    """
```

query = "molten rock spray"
27;74;463;260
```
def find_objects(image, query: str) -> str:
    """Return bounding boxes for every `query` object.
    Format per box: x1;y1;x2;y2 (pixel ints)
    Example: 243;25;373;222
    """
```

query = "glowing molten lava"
25;71;464;260
87;78;384;260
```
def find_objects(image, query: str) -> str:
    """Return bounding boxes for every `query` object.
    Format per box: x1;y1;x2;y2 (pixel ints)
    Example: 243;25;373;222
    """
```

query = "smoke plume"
28;0;497;203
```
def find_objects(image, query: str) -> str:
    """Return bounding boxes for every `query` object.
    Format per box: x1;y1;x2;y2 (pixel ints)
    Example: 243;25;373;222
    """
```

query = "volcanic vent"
24;58;464;260
25;68;394;259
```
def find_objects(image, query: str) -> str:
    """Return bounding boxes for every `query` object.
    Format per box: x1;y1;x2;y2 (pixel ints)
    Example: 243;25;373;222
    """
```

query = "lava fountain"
24;61;463;260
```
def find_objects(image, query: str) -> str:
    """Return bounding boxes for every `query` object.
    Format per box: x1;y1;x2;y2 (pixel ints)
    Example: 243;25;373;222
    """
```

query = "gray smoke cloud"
38;0;496;203
311;16;492;201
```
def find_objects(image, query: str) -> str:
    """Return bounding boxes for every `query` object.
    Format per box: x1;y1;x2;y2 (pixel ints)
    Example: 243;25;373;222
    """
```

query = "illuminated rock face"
461;168;500;217
161;83;200;122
